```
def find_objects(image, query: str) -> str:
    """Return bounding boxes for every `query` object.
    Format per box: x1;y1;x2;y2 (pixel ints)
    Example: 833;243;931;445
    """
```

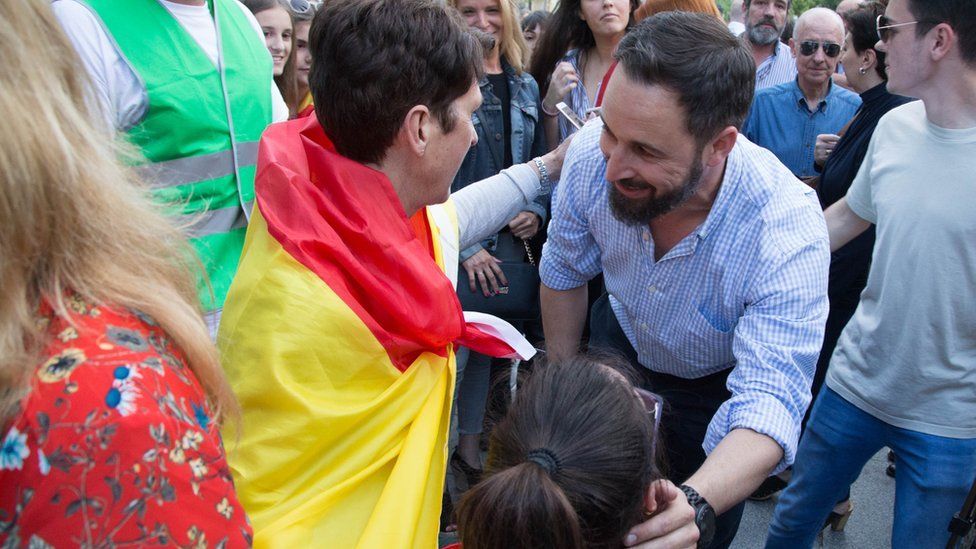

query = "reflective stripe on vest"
138;141;260;189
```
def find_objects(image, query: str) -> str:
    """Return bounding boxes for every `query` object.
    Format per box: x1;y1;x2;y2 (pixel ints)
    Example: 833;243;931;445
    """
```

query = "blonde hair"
635;0;723;22
0;0;238;425
449;0;530;73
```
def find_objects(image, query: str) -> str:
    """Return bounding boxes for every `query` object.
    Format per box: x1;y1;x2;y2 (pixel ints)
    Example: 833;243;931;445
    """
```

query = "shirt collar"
792;77;836;113
696;140;742;240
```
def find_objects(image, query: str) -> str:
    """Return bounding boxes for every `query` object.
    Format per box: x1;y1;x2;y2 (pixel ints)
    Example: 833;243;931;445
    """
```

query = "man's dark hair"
308;0;483;163
455;354;659;549
615;11;756;144
907;0;976;66
843;2;889;80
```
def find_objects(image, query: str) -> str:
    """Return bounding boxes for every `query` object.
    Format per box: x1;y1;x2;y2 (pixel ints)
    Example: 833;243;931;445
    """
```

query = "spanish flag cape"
218;115;524;547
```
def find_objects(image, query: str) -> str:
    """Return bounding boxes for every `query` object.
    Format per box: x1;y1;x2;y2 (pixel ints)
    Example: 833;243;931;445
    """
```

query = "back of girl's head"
0;0;236;425
456;355;658;549
635;0;723;22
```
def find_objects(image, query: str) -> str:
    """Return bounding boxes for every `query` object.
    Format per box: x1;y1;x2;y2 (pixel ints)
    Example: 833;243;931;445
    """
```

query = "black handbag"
456;234;540;322
455;100;541;321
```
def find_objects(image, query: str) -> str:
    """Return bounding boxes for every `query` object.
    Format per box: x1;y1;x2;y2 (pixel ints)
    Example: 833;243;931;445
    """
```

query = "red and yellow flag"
218;116;518;548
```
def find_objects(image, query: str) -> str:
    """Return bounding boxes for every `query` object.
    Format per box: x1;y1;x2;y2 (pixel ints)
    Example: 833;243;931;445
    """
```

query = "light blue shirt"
755;40;797;91
743;79;861;177
540;121;830;471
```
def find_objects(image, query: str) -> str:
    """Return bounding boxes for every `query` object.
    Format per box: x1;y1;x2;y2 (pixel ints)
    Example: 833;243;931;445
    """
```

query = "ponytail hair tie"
526;448;561;475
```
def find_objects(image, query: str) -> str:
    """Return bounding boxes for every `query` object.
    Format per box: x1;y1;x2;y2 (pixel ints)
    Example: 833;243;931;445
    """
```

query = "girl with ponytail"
453;355;664;548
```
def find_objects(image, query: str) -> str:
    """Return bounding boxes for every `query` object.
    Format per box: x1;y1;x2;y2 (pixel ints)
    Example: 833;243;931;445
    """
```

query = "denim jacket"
451;57;549;262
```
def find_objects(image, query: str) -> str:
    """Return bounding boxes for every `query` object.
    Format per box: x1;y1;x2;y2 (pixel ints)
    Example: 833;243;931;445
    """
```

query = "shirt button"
648;285;657;295
642;230;650;241
495;133;502;141
640;322;649;331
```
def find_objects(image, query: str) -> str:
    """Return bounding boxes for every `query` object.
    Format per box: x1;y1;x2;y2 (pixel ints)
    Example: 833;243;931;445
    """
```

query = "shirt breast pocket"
668;306;735;368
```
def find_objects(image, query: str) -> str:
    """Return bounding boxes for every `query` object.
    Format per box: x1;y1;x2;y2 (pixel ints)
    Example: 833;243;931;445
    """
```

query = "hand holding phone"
555;102;585;130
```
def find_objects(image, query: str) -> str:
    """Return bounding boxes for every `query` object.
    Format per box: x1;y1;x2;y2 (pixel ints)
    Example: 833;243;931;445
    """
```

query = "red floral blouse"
0;295;252;547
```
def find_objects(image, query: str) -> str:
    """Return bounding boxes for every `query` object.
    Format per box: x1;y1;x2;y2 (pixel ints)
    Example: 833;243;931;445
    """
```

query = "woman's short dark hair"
527;0;640;99
907;0;976;67
521;10;548;33
308;0;482;164
615;11;755;145
843;2;888;80
455;355;659;549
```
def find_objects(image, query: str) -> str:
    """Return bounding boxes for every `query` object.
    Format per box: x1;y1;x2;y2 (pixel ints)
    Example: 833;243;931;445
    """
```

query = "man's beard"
746;16;783;46
608;153;704;226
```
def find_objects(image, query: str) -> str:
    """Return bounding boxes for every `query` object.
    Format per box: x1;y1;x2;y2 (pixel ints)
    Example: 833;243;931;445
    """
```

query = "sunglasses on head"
634;388;664;464
288;0;315;15
799;40;841;58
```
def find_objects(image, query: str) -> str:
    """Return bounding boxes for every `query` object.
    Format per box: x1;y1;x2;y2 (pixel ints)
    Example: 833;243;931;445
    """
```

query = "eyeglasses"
634;388;664;466
876;14;933;42
798;40;841;58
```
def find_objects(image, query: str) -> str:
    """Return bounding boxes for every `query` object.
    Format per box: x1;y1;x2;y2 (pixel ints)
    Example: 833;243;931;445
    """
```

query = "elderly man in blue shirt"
743;7;861;178
541;12;829;549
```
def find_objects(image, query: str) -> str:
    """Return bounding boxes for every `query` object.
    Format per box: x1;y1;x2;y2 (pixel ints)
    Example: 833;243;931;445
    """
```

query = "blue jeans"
766;387;976;549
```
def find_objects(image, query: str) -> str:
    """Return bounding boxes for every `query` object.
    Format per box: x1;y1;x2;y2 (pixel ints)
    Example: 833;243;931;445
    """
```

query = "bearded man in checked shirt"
540;13;830;549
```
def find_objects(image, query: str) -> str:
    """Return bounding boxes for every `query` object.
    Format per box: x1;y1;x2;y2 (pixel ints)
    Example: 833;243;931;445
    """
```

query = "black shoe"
749;475;789;501
451;450;483;492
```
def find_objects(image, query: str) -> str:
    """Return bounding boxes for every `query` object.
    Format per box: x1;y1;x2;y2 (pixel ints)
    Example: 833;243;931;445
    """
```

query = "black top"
486;71;513;168
818;83;914;306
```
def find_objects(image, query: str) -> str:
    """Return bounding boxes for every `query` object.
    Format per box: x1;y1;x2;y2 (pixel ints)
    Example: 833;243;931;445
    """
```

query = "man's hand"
508;211;541;240
814;133;840;166
461;248;507;297
624;480;699;548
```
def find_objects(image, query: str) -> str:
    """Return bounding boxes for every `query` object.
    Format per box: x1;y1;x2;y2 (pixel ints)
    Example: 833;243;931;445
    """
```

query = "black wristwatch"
679;484;716;549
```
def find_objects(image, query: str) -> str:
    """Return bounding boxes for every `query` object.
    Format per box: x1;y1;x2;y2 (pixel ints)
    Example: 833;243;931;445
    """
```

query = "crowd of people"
1;0;973;548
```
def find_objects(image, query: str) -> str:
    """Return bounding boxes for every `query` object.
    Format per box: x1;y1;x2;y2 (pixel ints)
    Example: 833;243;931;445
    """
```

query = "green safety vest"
83;0;273;312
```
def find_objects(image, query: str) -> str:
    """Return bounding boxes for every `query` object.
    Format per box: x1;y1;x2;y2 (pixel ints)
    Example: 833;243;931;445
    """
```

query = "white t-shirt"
53;0;288;131
827;100;976;439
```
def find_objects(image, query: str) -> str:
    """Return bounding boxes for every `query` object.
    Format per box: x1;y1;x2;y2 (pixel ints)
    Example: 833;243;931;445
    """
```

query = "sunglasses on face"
875;14;934;43
798;40;841;58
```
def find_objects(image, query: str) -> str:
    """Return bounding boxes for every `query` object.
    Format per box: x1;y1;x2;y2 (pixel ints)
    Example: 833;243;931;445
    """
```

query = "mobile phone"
556;101;585;130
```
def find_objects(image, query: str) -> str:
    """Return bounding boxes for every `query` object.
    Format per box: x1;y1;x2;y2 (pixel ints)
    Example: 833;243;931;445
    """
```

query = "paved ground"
733;448;895;548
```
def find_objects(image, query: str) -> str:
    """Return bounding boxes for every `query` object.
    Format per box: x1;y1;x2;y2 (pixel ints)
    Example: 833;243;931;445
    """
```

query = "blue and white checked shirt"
541;121;830;471
755;40;797;91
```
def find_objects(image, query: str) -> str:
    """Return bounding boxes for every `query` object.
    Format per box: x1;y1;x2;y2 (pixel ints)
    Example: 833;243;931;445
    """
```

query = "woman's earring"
858;67;867;75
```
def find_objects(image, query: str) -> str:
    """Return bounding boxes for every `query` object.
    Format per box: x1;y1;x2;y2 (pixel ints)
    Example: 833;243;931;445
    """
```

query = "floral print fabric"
0;296;251;547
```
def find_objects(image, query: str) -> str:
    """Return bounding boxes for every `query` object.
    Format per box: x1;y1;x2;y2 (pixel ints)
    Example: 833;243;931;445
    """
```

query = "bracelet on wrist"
541;101;559;117
533;157;551;192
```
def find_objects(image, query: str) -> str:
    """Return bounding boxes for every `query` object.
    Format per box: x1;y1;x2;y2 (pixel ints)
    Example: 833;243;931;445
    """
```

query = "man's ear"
400;104;432;157
789;37;797;58
703;126;739;168
928;22;956;63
